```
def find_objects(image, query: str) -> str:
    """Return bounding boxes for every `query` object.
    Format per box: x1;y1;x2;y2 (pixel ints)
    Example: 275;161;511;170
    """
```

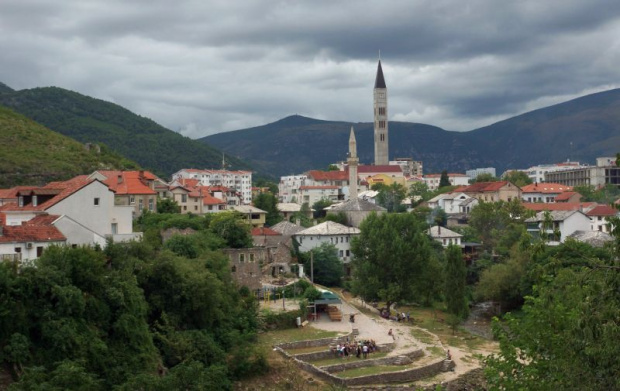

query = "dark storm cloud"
1;0;620;137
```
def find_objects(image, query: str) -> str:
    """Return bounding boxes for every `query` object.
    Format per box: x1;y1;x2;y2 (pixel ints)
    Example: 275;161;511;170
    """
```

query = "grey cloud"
1;0;620;137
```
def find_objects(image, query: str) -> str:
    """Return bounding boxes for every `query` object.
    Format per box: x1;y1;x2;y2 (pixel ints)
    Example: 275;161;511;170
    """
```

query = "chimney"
438;225;441;235
117;174;123;184
296;218;301;226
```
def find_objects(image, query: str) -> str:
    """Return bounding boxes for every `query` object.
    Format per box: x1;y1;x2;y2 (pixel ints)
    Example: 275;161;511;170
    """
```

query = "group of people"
332;338;377;359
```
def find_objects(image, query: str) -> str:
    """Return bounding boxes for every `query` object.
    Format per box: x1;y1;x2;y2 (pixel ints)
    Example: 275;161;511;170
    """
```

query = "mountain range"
202;89;620;178
1;80;619;182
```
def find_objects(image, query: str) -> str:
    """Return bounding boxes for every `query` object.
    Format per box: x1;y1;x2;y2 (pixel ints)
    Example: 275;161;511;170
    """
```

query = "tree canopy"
502;170;532;187
297;243;343;287
350;213;440;309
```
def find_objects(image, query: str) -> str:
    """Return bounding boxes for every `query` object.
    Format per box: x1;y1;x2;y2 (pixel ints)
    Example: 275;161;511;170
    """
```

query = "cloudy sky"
2;0;620;138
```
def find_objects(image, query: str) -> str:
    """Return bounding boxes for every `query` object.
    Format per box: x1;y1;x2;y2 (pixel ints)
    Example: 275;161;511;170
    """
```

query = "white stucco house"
525;210;591;245
0;176;141;257
294;221;360;263
427;192;472;214
427;225;463;247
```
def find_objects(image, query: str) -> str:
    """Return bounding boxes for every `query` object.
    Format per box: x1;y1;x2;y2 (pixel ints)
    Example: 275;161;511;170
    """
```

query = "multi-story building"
459;181;521;202
294;221;360;274
172;169;252;204
466;167;496;180
545;158;620;188
390;158;423;177
520;183;573;203
278;175;308;203
423;173;470;191
504;161;582;183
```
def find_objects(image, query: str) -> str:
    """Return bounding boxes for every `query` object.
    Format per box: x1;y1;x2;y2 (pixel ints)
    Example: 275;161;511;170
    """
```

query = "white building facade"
294;221;360;263
172;169;253;204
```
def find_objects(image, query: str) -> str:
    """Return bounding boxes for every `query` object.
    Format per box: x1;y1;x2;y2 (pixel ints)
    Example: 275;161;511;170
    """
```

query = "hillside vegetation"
0;106;139;187
0;86;251;178
203;89;620;177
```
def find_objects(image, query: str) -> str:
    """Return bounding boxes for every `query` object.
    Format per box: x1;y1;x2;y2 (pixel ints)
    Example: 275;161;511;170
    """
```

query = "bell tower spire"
373;59;388;165
348;126;359;200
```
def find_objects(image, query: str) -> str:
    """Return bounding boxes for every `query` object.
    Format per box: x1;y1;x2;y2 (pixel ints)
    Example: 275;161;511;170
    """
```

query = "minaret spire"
373;59;388;165
348;126;359;200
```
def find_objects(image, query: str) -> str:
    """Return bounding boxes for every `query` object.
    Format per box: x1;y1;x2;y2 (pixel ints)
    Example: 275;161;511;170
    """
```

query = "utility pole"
310;250;314;284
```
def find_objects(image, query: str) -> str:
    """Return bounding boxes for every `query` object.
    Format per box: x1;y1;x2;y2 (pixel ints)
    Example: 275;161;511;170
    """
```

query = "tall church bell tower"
373;60;388;165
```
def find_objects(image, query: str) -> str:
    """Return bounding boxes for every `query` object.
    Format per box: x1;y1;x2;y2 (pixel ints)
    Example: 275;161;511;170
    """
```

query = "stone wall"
294;343;397;363
322;349;423;373
276;333;352;350
277;340;455;387
342;358;454;387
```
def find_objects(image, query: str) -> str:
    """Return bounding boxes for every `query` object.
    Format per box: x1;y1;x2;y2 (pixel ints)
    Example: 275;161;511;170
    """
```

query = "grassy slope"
0;106;139;187
0;87;252;178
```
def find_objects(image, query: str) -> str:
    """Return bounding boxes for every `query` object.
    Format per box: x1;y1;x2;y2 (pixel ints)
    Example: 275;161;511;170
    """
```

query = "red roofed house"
171;169;252;205
0;212;66;263
460;181;521;202
203;192;227;213
520;183;573;203
0;176;141;257
423;173;470;191
91;170;158;218
555;191;582;203
585;204;619;233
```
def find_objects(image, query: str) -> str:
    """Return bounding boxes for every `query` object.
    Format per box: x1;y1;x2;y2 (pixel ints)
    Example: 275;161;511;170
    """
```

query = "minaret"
373;60;388;165
348;126;359;200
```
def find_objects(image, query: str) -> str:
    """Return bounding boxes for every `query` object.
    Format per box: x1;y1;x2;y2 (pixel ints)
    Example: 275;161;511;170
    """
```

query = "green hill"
0;86;251;178
202;89;620;177
0;82;14;94
0;106;140;187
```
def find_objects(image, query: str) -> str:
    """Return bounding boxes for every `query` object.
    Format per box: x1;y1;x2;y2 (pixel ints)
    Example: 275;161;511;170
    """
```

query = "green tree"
209;212;252;248
374;183;407;213
444;245;468;320
253;192;282;226
485;245;619;390
502;170;532;187
312;198;333;219
157;197;181;214
439;170;451;188
470;172;499;183
408;181;432;202
326;164;340;171
298;243;343;287
468;200;532;254
351;213;436;310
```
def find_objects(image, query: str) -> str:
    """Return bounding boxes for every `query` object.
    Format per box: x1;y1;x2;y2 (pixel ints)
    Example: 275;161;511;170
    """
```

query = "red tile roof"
177;178;200;188
299;185;340;190
203;194;226;205
522;202;596;212
520;183;572;194
99;171;157;195
307;170;348;181
0;213;66;243
251;227;281;236
555;191;580;201
358;165;402;173
585;205;618;217
1;176;97;212
461;181;512;193
424;173;468;178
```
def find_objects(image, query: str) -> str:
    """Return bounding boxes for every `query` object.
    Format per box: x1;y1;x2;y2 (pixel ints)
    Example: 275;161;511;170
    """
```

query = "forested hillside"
203;89;620;177
0;106;139;187
0;86;251;179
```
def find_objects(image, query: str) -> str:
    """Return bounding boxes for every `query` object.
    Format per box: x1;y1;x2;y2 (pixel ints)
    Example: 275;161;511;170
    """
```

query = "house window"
181;194;187;203
250;254;255;262
231;266;236;272
339;250;343;257
183;206;187;211
94;197;100;206
36;246;43;257
130;196;135;205
148;199;154;211
239;254;245;263
346;250;350;257
194;205;198;211
139;199;143;210
14;247;21;253
18;196;23;207
111;223;118;234
32;195;38;207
